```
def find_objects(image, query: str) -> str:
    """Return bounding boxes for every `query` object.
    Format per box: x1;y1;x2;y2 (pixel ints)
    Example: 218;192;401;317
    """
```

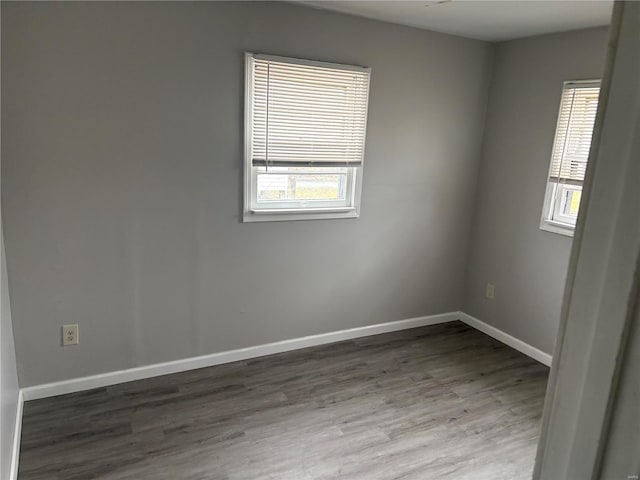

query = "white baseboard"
20;311;552;402
12;310;550;480
21;312;459;401
459;312;553;367
9;390;23;480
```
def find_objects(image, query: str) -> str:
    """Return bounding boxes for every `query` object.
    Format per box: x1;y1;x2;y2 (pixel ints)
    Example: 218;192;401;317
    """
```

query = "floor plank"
18;321;549;480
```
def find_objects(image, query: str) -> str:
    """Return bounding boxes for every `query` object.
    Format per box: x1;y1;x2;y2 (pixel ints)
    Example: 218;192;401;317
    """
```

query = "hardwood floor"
18;321;549;480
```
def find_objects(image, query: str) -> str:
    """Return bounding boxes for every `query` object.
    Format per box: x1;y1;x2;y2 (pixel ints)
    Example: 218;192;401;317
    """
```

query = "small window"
244;53;371;222
541;80;601;236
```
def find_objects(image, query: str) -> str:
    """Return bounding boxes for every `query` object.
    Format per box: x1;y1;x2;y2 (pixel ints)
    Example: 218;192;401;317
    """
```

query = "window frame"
243;53;370;223
540;79;601;237
252;166;356;210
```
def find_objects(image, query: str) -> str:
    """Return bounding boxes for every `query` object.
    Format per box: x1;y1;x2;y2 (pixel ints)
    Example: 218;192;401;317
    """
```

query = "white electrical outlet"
486;283;495;300
62;324;79;346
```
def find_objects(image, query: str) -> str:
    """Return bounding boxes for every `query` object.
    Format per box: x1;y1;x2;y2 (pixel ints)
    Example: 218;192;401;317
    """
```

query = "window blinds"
248;54;371;168
548;82;600;185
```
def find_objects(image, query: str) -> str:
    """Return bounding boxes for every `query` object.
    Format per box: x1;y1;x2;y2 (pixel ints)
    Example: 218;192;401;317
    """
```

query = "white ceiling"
300;1;613;42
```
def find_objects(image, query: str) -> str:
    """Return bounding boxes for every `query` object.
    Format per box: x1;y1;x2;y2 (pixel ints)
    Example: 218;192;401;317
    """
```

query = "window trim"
243;52;370;223
540;79;601;237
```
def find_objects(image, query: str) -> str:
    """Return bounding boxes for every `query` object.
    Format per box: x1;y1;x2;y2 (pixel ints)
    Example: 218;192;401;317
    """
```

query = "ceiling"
300;1;613;42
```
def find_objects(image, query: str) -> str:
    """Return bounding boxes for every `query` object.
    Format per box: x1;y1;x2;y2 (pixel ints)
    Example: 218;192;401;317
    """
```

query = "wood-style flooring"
18;321;549;480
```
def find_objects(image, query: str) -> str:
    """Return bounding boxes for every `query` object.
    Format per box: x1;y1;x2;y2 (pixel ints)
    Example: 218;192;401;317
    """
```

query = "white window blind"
548;82;600;186
248;54;371;168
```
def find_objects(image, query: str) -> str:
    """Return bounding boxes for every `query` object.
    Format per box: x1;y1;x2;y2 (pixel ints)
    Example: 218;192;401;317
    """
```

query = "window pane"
558;186;582;219
549;184;582;227
568;190;582;216
257;172;347;202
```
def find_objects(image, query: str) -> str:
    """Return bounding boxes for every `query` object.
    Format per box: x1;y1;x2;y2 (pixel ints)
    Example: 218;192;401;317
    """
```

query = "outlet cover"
486;283;495;300
62;324;79;346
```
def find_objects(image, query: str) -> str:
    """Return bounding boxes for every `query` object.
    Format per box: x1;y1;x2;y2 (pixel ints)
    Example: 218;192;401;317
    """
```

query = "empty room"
2;1;639;479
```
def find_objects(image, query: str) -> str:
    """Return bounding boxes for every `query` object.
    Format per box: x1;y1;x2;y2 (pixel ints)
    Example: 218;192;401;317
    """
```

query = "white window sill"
244;207;358;223
540;220;575;237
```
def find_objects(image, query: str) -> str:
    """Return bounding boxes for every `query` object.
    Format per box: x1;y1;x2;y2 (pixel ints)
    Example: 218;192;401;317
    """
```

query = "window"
244;53;371;222
541;80;600;236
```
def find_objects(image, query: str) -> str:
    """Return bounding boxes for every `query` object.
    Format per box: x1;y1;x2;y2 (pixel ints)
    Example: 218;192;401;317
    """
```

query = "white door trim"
534;3;640;478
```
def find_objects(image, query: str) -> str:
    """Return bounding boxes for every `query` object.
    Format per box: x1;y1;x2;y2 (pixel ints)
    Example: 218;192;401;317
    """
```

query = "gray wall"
462;27;609;355
1;2;493;387
1;227;20;478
